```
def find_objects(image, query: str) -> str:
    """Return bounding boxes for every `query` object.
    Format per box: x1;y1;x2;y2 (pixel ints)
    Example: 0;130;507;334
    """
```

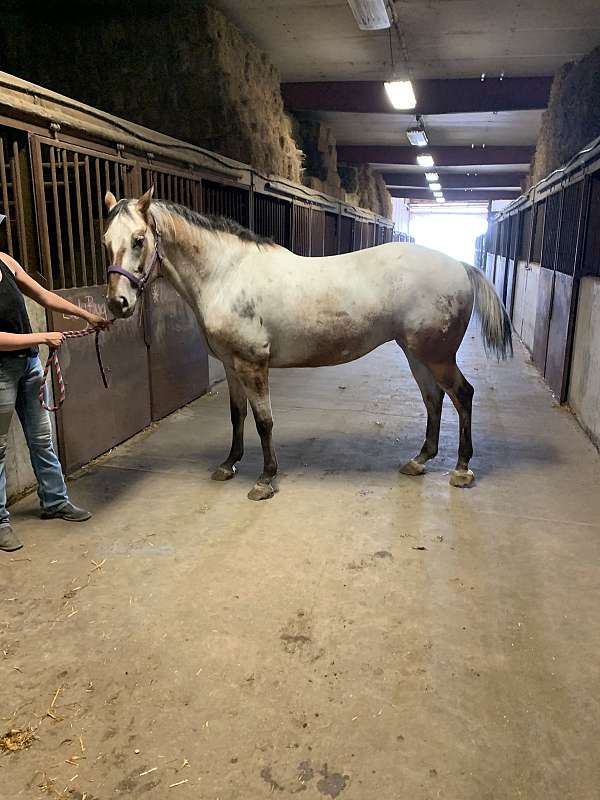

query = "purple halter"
107;220;163;294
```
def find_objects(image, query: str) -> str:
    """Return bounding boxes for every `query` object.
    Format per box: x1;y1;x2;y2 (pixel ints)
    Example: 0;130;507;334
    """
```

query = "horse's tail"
462;262;513;360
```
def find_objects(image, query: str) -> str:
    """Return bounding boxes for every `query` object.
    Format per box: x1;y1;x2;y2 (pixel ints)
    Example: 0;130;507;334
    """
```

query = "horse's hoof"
399;459;426;476
449;469;475;488
248;483;275;501
211;465;236;481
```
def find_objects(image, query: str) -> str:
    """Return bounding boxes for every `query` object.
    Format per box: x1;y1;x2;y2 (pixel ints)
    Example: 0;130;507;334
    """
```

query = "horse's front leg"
235;361;277;501
211;367;247;481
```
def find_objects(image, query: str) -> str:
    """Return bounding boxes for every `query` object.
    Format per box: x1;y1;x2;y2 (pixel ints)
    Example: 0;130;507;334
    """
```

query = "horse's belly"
268;318;391;368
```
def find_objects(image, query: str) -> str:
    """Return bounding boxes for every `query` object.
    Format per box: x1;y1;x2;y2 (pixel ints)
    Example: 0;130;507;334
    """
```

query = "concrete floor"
2;332;600;799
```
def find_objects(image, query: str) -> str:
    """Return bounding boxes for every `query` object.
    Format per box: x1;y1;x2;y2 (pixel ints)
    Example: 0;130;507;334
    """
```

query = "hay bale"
530;46;600;185
338;163;392;216
293;114;343;198
0;1;303;181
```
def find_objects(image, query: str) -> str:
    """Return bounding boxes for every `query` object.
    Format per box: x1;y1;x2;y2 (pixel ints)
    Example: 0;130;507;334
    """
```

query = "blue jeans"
0;355;68;523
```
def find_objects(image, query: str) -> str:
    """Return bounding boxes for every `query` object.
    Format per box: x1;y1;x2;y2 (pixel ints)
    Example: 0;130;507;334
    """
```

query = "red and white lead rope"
39;326;111;412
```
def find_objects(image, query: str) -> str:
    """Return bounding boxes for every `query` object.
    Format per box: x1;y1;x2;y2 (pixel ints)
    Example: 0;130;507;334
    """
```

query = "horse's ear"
105;191;118;212
137;186;154;218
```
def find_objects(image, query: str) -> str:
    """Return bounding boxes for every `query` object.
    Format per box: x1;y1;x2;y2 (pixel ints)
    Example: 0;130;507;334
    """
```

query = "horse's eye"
133;236;145;249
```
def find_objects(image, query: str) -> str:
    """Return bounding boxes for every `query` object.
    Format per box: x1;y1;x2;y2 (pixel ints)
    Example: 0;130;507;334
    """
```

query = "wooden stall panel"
48;287;151;473
545;272;575;401
532;266;554;374
339;215;353;254
324;212;338;255
143;280;208;421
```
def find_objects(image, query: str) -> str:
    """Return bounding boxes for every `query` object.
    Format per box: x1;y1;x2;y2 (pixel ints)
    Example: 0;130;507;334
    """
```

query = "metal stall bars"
0;128;38;276
139;162;210;420
493;217;510;301
504;211;520;316
544;179;585;400
485;220;498;283
292;201;311;255
251;178;293;247
533;191;561;375
29;136;152;473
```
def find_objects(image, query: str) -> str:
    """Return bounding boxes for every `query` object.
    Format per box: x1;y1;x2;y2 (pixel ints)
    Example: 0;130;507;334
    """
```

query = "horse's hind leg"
426;359;475;488
399;347;444;476
211;367;247;481
233;361;277;501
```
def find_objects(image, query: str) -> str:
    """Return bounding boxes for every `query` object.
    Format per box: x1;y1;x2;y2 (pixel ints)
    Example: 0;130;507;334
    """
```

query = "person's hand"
85;313;111;330
42;331;66;348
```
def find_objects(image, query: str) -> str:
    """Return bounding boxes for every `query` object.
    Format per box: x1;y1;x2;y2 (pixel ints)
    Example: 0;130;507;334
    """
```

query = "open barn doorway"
409;202;489;264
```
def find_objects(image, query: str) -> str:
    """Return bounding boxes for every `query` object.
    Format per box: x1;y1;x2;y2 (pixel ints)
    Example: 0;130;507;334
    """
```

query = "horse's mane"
107;198;274;247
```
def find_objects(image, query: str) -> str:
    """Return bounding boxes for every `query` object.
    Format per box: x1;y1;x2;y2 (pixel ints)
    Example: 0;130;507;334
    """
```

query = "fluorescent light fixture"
424;172;439;182
430;182;442;191
433;191;443;198
384;81;417;110
416;153;434;168
436;197;446;203
406;126;428;147
347;0;390;30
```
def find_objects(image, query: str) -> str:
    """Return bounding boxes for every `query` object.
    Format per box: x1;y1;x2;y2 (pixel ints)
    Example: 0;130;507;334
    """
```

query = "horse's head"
104;187;157;318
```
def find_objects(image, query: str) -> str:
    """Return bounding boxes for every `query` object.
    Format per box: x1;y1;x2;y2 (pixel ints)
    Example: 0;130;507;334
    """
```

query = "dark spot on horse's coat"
234;297;256;320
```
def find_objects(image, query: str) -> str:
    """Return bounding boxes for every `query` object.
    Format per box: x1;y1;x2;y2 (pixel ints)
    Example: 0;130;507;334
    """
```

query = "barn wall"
568;277;600;447
529;46;600;186
0;1;302;183
512;262;540;353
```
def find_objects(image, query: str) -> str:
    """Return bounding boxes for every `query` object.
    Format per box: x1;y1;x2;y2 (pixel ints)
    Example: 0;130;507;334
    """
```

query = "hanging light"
425;172;439;182
433;191;443;198
347;0;391;30
406;126;428;147
429;182;442;191
384;81;417;110
416;153;434;168
436;197;446;203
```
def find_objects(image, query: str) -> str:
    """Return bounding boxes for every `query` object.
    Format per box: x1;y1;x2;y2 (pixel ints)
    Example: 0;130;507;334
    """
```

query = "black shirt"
0;255;38;358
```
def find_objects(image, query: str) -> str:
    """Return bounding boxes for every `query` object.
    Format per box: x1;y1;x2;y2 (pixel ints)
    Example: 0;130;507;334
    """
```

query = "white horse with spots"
104;189;511;501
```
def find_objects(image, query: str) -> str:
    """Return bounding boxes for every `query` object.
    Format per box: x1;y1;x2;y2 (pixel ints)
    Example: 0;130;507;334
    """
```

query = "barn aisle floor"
3;330;600;799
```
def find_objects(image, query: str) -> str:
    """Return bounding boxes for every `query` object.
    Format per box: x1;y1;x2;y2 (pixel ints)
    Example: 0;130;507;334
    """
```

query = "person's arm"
2;253;110;329
0;330;65;352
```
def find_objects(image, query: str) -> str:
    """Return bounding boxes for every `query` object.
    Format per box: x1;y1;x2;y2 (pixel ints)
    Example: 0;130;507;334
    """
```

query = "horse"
103;188;512;501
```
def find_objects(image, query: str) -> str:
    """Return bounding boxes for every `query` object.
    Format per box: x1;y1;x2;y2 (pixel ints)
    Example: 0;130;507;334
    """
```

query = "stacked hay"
339;164;392;216
292;115;343;199
0;1;302;181
529;46;600;186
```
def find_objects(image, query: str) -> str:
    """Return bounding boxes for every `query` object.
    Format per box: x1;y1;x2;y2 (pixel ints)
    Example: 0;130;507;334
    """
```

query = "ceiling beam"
282;77;552;115
389;188;521;201
337;145;534;166
382;172;525;189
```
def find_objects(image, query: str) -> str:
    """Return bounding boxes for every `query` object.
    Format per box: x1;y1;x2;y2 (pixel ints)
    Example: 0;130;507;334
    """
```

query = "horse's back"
236;242;473;368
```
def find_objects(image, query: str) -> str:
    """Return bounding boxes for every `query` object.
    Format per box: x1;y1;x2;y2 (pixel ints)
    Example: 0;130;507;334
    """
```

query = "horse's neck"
160;225;243;305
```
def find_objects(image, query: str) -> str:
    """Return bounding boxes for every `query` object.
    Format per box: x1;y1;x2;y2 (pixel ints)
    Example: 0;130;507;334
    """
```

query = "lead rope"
39;324;113;412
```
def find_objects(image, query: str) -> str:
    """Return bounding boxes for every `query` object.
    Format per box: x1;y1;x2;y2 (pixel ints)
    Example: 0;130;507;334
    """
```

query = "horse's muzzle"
107;294;134;319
